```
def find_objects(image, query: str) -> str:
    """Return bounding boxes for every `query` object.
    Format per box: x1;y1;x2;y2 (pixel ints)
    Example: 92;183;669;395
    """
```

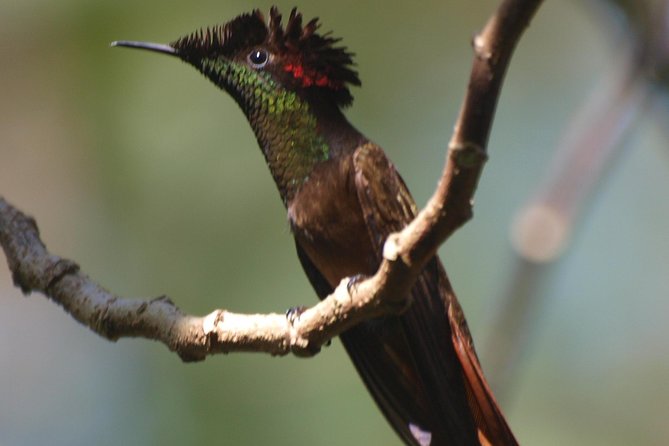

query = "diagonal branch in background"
0;0;543;361
484;2;659;399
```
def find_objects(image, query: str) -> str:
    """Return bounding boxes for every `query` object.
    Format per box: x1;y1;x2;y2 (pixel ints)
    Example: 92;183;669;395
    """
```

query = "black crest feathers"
171;7;360;106
171;10;267;60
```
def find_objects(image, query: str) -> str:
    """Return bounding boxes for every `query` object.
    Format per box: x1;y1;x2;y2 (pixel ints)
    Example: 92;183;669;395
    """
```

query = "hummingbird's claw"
346;274;368;295
286;305;308;325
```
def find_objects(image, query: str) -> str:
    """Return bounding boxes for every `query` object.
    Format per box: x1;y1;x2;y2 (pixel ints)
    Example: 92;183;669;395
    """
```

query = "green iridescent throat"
200;57;330;203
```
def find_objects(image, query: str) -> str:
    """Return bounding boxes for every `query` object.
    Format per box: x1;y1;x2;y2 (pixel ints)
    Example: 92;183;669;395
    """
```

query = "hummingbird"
113;7;516;446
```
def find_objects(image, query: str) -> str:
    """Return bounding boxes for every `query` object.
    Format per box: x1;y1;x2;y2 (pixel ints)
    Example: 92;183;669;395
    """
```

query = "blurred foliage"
1;1;668;445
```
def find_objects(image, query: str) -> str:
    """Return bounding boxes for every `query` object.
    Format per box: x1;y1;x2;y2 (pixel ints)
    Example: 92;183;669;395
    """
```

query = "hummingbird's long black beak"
111;40;178;57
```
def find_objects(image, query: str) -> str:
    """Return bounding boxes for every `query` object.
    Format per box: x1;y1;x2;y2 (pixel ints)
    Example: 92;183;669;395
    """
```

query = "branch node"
45;258;80;291
473;33;493;62
202;309;223;335
382;234;401;261
449;142;488;169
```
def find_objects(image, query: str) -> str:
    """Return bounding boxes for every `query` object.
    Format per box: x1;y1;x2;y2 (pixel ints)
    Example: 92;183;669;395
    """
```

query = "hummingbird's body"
114;8;517;445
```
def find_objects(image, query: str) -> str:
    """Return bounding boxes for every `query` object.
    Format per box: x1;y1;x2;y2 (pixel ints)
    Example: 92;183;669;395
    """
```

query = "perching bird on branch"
113;7;516;445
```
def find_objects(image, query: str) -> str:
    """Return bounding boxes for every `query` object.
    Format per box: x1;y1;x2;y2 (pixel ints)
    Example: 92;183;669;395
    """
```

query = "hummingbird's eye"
248;49;269;68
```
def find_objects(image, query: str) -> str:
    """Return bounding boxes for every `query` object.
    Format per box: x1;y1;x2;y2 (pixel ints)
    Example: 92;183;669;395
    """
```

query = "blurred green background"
1;1;668;445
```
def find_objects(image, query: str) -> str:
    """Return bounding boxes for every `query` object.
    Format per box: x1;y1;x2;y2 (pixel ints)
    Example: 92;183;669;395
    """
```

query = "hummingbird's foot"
285;305;308;325
346;274;368;295
285;305;327;354
285;306;332;348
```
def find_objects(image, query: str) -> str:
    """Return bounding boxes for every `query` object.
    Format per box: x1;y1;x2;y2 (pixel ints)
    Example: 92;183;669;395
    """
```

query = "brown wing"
294;239;437;446
352;143;518;445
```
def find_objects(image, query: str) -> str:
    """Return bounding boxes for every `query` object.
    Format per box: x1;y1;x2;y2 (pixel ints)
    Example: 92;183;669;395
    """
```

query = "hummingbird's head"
113;7;360;109
113;7;362;203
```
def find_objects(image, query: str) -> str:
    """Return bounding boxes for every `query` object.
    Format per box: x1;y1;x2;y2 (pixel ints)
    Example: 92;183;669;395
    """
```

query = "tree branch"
0;196;406;361
0;0;543;361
